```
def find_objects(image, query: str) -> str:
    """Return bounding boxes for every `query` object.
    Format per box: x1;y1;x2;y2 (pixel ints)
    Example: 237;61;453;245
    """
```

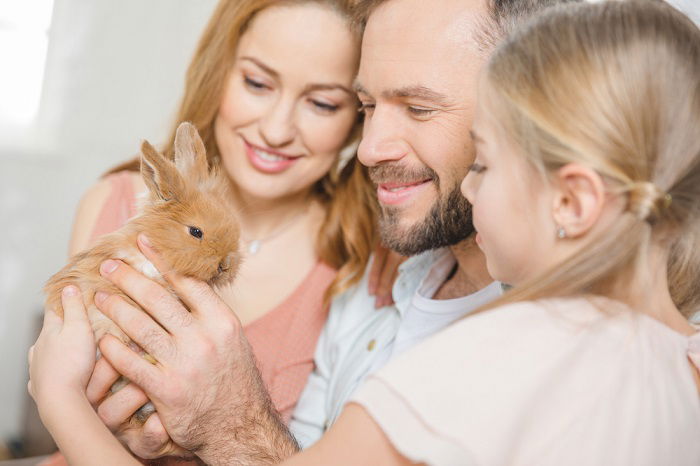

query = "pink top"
88;171;336;421
353;298;700;466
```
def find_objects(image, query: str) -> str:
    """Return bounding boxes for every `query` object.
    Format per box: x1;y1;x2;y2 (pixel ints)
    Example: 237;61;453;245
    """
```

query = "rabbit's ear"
174;122;209;182
140;140;186;202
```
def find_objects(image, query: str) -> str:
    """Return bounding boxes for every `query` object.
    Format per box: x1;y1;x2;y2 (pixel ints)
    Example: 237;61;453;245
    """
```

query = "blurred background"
0;0;217;459
0;0;698;461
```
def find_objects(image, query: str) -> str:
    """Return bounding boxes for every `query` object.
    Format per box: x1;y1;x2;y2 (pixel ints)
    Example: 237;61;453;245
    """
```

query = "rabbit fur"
44;122;241;422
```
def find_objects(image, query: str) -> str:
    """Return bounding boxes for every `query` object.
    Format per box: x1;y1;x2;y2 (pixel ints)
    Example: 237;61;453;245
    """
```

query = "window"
0;1;54;126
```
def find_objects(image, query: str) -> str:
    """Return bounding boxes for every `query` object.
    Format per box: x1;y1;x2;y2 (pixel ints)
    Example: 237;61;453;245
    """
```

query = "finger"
99;335;162;397
61;285;88;324
42;302;63;328
137;234;233;322
27;345;34;366
97;383;150;431
139;413;183;458
86;356;122;405
95;292;174;361
99;258;194;335
368;245;388;296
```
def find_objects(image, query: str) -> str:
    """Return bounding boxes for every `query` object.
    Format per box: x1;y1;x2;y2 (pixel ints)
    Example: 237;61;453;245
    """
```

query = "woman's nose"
259;97;297;148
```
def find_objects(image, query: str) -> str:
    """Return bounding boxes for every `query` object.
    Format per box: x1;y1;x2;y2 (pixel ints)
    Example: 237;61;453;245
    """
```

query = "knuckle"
143;285;171;310
97;403;120;430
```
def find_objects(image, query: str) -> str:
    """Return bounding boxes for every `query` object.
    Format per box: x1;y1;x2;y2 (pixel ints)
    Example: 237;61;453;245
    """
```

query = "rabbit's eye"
189;226;203;239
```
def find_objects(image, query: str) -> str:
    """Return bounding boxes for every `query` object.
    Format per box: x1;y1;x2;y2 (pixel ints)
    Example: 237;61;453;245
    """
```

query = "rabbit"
44;121;241;422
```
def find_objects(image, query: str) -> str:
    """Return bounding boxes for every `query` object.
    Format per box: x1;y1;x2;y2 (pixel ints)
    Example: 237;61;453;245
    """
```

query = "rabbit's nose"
218;254;233;274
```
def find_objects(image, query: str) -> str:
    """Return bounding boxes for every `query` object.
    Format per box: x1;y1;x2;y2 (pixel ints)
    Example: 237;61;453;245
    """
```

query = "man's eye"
244;76;268;91
358;103;375;115
467;163;487;174
408;106;434;116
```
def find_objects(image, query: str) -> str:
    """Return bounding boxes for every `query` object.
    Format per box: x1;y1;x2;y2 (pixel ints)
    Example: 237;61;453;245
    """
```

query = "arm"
68;177;117;255
95;234;299;465
29;286;140;466
288;310;335;448
284;404;416;466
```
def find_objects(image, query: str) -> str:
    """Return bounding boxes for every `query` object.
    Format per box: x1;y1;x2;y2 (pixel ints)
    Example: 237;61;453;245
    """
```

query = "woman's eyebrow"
304;83;355;96
240;56;278;78
241;56;353;96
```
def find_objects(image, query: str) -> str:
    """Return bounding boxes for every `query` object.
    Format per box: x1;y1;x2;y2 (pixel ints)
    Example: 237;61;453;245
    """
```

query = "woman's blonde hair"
108;0;377;300
480;0;700;317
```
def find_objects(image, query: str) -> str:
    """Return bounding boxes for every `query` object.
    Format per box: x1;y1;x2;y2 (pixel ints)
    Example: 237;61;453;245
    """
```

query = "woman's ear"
551;163;606;238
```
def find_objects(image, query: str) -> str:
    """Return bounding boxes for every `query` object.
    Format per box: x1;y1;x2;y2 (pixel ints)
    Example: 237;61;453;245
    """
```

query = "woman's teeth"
254;148;288;162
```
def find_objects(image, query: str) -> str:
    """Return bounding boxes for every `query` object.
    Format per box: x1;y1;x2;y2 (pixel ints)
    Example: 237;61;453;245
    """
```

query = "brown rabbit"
44;122;241;422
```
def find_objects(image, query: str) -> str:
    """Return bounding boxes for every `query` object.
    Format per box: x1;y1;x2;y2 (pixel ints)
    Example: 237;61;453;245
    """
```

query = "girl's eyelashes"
467;162;487;174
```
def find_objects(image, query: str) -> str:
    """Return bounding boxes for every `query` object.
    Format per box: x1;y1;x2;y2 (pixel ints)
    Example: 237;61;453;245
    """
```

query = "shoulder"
68;171;142;255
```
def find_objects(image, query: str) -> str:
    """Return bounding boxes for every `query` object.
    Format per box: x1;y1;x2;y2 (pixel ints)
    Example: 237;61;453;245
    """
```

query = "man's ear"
140;140;186;202
551;163;606;238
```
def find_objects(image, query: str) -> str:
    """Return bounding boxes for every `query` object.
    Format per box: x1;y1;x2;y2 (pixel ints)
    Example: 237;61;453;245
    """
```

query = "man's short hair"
353;0;582;51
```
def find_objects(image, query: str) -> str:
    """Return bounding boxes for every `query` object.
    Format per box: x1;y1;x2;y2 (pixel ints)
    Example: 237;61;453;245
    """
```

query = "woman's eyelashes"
243;75;269;92
243;74;340;115
309;98;339;114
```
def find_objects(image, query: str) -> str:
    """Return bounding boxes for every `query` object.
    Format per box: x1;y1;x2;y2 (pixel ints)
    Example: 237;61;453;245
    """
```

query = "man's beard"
370;164;474;256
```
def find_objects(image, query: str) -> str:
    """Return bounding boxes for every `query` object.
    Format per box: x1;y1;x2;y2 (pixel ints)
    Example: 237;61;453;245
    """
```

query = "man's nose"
357;108;409;167
259;97;297;148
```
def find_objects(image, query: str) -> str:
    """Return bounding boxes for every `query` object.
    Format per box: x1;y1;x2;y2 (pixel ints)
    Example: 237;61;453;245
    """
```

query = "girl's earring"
556;226;567;239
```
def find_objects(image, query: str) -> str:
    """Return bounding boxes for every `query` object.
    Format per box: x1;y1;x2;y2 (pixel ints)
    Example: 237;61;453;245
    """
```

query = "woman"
39;0;391;463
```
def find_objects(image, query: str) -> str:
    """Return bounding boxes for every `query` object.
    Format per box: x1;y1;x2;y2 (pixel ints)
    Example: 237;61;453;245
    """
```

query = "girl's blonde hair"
108;0;377;300
481;0;700;316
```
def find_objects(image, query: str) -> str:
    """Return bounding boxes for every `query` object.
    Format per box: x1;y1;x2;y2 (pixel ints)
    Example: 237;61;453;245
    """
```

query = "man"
90;0;577;463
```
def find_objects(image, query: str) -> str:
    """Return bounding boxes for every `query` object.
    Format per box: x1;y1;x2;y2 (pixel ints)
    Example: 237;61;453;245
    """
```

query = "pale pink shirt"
89;171;335;422
352;298;700;466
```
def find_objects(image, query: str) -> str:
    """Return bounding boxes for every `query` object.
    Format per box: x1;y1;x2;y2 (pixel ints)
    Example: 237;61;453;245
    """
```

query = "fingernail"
63;285;78;297
95;291;109;305
138;233;152;248
100;260;119;275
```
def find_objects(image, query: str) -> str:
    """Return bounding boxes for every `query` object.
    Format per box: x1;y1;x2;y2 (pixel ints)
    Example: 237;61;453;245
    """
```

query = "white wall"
0;0;217;443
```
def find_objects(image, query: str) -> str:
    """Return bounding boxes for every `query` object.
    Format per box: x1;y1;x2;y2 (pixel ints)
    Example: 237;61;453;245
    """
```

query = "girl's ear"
173;122;209;183
140;140;186;202
551;163;606;238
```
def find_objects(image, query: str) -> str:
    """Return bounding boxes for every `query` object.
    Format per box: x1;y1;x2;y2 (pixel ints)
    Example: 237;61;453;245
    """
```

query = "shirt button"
367;339;377;351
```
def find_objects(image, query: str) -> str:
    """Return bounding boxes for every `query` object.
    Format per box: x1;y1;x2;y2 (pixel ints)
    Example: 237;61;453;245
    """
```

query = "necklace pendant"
248;240;261;255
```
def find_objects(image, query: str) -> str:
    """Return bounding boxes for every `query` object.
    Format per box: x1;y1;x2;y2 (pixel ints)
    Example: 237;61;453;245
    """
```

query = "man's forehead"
362;0;487;54
357;0;487;98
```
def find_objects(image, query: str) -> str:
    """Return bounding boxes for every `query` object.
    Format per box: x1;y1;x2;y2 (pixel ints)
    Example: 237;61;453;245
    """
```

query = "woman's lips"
376;179;432;205
243;139;301;174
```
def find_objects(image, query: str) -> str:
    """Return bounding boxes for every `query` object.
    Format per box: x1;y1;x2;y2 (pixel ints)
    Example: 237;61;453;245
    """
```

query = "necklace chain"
241;208;308;255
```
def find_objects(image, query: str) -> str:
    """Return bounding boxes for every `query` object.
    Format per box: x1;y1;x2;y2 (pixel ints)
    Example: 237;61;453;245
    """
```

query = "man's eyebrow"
353;80;369;95
385;85;452;106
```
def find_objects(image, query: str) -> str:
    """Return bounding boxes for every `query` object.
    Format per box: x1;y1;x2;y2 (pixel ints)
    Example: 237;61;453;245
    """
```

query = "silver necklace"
242;209;308;255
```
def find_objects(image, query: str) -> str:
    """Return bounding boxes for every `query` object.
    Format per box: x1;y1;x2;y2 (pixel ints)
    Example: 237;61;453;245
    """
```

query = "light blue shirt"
289;248;503;447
